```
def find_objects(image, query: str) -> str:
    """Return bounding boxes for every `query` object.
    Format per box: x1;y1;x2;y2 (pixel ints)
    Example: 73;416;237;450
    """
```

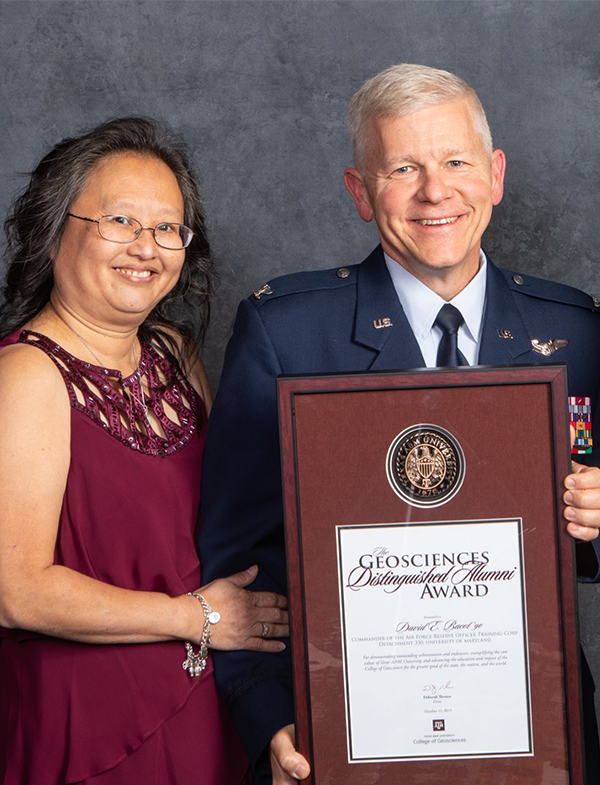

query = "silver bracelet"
181;593;221;678
189;592;222;625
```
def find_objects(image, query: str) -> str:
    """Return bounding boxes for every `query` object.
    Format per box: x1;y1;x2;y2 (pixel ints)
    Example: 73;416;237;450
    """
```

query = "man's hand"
564;461;600;542
270;724;310;783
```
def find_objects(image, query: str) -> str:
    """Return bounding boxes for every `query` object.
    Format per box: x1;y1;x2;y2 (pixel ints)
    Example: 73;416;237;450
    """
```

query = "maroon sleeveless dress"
0;330;251;785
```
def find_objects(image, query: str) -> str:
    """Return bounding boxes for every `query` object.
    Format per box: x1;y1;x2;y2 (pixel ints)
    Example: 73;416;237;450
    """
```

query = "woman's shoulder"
0;331;58;371
0;331;69;410
0;336;71;479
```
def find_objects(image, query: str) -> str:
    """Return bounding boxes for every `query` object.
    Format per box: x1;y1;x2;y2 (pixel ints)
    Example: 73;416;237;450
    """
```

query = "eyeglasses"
67;213;194;250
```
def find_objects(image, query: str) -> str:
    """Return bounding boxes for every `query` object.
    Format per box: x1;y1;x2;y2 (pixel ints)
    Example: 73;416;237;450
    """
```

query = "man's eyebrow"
439;148;470;158
379;153;414;168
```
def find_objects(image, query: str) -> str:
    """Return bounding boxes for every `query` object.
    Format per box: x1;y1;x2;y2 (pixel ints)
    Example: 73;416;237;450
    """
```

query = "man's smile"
412;216;460;226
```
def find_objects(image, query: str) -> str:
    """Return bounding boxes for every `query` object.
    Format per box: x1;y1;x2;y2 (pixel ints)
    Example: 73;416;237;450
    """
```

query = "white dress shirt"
384;250;487;367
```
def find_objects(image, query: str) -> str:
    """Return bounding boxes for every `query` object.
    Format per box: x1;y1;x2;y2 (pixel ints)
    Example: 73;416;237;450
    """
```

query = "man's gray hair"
348;63;493;171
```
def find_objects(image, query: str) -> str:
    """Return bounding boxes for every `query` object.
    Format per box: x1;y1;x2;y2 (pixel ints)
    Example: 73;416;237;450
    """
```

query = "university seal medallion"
386;424;465;508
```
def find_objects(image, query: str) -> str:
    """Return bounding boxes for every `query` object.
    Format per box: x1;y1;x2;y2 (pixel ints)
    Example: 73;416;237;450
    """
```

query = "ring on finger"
262;623;269;638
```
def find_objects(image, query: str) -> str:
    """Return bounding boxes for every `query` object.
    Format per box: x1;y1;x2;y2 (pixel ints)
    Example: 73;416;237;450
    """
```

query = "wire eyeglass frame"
67;212;193;250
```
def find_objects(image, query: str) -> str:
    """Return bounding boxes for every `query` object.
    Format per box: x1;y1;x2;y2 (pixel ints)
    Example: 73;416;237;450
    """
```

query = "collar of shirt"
383;250;488;367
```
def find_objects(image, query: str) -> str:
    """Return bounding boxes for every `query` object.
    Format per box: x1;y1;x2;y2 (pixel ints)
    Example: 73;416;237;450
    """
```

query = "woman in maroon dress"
0;118;288;785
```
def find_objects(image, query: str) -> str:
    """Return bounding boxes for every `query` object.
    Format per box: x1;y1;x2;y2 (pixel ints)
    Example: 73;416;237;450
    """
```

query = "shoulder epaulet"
249;264;359;305
502;269;600;313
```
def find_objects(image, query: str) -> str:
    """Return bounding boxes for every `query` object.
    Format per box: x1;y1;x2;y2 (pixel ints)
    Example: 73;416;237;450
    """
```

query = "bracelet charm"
182;641;208;677
181;592;218;678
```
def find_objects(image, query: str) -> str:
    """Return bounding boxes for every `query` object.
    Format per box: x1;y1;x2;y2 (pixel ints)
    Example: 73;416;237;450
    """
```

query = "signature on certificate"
423;681;454;696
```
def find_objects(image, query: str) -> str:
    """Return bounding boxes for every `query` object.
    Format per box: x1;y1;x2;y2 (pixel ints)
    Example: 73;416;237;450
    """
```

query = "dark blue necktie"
434;303;469;367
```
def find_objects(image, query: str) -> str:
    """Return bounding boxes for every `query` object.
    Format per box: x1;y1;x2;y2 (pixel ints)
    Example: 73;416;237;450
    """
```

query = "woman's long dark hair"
1;117;213;369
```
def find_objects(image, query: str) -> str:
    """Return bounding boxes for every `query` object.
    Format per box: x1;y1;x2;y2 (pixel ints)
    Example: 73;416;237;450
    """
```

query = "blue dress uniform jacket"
199;246;600;781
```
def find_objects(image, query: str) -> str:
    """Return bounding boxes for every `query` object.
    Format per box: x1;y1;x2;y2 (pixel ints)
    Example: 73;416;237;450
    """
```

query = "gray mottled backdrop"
2;0;600;721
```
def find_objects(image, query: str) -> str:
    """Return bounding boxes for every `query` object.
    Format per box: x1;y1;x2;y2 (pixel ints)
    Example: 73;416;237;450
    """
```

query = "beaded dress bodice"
17;330;198;457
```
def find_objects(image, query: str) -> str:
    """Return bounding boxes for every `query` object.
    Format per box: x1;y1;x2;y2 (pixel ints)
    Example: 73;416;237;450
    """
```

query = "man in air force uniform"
200;64;600;784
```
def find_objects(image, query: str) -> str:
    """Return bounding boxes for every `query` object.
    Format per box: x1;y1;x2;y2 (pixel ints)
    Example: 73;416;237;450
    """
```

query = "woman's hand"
193;565;289;652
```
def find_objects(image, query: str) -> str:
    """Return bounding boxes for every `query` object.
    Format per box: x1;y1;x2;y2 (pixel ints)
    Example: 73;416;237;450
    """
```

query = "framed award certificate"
278;365;583;784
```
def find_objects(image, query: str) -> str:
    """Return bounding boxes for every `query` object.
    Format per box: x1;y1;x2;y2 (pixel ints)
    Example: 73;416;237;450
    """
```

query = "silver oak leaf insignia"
530;338;570;356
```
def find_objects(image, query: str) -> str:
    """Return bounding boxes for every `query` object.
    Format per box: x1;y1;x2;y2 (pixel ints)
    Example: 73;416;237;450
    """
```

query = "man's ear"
491;149;506;206
343;168;374;223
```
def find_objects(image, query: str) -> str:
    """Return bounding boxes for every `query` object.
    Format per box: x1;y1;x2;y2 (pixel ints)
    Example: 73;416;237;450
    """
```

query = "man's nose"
416;168;453;203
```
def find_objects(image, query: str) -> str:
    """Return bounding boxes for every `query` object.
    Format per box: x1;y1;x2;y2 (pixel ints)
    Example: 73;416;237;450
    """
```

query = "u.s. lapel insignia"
373;317;393;329
497;329;513;339
253;284;273;300
530;338;569;356
569;397;593;454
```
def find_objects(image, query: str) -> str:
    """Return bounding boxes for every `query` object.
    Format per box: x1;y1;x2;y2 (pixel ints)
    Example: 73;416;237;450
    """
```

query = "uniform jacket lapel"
479;259;534;365
352;249;535;370
353;246;425;370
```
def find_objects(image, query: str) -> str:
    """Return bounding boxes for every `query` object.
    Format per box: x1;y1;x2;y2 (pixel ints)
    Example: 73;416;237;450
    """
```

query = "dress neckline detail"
18;329;201;457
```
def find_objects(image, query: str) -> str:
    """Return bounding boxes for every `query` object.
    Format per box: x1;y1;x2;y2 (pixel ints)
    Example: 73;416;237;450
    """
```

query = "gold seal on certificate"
386;424;466;508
